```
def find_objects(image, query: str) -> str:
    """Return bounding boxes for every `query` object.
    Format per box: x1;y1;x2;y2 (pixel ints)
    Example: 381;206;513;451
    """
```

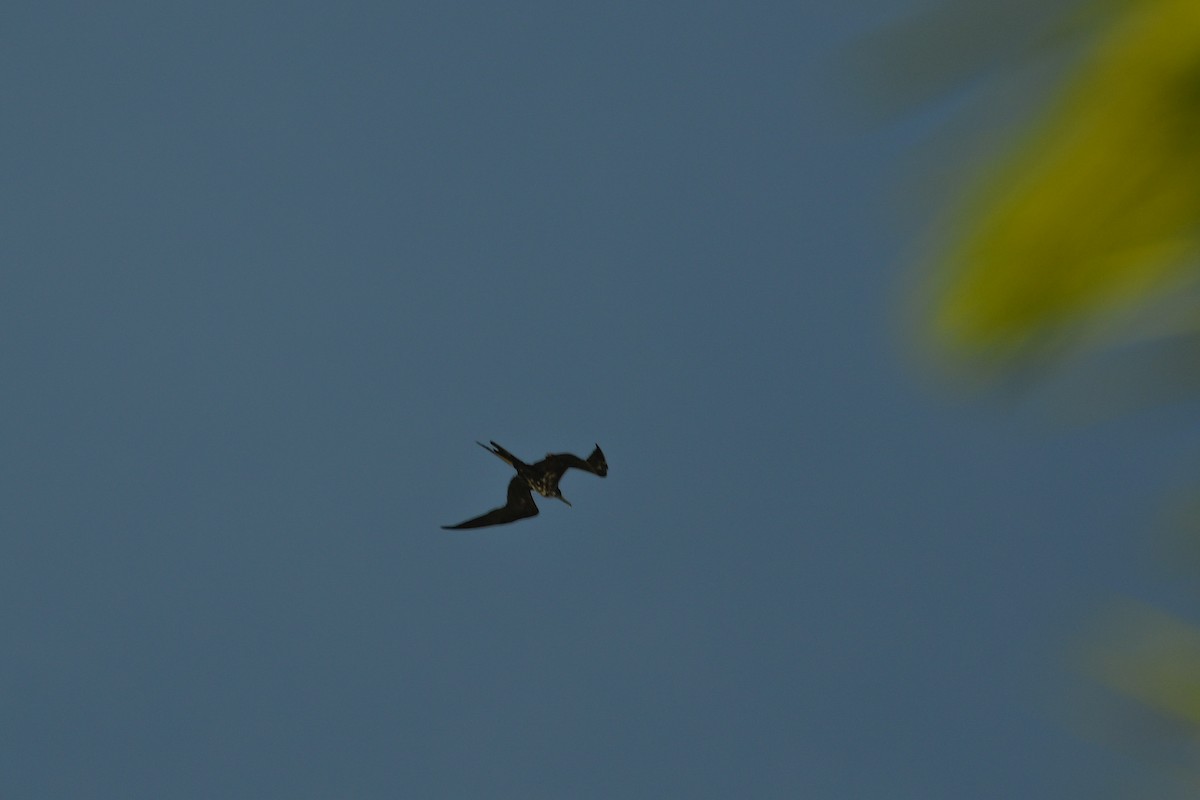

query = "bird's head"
587;444;608;477
551;487;572;507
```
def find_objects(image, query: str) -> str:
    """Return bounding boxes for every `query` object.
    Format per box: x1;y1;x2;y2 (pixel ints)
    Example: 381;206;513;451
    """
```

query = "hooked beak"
557;496;572;507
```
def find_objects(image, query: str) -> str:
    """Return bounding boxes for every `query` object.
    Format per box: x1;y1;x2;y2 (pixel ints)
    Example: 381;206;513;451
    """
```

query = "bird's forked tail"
477;440;526;469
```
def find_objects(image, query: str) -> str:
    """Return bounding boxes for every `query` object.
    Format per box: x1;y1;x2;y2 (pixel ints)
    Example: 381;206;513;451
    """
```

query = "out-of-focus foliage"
1088;603;1200;731
1077;600;1200;789
875;0;1200;791
906;0;1200;377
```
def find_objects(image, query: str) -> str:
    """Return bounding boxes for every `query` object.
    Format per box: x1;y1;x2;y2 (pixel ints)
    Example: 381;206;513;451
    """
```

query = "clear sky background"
3;1;1189;797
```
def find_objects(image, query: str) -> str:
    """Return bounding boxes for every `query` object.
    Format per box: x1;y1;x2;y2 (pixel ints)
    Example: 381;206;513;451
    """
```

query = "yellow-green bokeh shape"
930;0;1200;367
1089;602;1200;730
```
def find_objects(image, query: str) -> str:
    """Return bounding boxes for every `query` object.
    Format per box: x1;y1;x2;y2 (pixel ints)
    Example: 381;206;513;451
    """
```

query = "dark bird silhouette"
442;441;608;530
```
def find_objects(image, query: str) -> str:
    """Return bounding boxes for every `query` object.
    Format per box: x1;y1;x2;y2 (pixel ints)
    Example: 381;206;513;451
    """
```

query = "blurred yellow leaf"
927;0;1200;368
1089;602;1200;730
885;2;1200;790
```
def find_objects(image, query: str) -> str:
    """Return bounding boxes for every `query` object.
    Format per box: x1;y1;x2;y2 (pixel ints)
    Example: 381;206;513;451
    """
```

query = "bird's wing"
441;476;539;530
536;451;605;479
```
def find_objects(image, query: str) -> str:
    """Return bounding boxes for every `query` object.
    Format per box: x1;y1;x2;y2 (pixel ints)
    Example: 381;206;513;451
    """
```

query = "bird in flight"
442;441;608;529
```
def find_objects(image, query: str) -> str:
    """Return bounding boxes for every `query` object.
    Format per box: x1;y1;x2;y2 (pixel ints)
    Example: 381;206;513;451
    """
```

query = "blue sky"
2;1;1188;797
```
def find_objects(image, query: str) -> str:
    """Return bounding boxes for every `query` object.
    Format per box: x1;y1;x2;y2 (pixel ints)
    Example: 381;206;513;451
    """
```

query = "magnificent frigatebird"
441;441;608;529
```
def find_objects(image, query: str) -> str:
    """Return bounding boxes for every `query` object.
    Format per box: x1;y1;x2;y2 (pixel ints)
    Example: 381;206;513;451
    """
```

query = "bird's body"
442;441;608;529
